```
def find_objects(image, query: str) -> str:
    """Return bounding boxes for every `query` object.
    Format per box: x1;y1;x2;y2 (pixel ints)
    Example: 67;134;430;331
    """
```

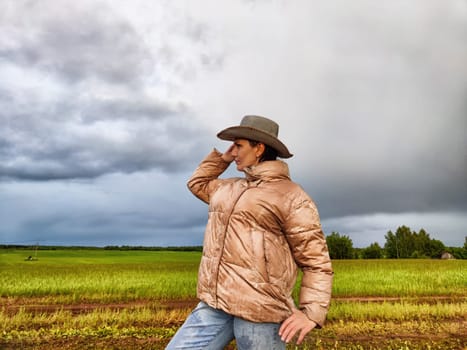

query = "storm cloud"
0;0;211;180
1;0;466;248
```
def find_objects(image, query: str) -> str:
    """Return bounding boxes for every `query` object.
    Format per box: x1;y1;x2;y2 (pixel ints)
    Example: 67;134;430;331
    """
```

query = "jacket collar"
244;160;290;182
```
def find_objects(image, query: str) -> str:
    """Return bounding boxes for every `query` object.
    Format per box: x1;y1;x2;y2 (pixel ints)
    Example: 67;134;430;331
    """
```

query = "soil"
1;295;462;315
0;297;199;315
1;296;465;349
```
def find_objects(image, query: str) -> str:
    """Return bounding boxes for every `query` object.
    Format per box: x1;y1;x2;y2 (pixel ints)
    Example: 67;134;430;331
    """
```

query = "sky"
1;0;466;248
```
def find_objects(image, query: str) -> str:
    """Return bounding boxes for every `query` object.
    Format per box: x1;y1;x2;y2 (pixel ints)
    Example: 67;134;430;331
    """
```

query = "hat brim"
217;126;293;158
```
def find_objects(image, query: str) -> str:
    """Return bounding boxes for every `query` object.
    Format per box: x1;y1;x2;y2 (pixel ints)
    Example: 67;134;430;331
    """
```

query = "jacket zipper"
214;183;254;307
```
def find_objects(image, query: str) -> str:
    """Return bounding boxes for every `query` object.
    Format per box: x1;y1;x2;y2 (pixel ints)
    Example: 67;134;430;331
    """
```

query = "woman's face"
231;139;264;171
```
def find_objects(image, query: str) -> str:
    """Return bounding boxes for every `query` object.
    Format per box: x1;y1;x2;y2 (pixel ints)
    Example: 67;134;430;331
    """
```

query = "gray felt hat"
217;115;293;158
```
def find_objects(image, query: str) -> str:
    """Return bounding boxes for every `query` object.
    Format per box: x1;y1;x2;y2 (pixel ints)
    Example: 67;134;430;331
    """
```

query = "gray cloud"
0;1;151;86
276;0;467;219
0;0;465;248
0;172;208;246
0;0;212;181
0;89;209;180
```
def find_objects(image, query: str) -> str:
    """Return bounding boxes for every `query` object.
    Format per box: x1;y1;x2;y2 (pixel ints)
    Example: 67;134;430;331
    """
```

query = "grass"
1;306;464;349
2;301;464;332
0;249;200;302
328;300;466;321
2;250;465;301
330;259;466;297
0;248;466;349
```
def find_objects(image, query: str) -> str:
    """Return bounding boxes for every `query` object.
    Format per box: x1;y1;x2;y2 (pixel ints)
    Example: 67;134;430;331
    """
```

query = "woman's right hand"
221;143;235;163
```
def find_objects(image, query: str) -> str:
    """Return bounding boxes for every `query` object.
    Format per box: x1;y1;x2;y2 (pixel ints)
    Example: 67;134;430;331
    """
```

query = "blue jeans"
166;301;286;350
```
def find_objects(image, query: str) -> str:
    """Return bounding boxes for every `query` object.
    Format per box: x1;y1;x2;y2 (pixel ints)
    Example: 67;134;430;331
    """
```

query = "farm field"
0;248;465;349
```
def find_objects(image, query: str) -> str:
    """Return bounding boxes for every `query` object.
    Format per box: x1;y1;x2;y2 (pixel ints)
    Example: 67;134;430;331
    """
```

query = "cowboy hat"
217;115;293;158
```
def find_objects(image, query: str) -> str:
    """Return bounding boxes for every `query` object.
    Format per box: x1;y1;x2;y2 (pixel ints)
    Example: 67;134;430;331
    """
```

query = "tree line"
2;225;465;259
0;245;203;252
326;225;466;259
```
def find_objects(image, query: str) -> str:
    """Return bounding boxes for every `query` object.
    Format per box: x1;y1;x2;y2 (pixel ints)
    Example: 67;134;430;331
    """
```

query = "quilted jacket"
187;149;333;326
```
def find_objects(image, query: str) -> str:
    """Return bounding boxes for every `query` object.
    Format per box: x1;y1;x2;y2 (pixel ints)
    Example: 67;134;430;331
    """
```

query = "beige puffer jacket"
187;149;333;326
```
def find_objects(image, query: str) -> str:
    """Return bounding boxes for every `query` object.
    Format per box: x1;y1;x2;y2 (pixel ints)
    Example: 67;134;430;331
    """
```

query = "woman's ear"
256;143;265;158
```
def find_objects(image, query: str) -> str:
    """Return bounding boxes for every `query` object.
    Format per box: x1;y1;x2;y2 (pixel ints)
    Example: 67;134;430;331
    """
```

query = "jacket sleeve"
187;149;232;204
283;192;333;327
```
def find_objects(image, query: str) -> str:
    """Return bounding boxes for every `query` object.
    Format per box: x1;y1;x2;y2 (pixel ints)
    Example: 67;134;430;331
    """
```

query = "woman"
166;115;333;349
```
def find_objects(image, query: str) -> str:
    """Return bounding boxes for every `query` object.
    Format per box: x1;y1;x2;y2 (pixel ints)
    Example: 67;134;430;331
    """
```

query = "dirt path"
2;295;463;315
0;297;198;315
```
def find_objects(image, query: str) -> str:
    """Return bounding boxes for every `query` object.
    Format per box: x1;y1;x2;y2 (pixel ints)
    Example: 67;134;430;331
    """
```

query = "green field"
0;249;200;302
1;248;466;349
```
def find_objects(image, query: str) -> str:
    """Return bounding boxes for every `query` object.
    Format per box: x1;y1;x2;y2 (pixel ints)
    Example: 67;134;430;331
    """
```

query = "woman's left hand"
278;309;317;345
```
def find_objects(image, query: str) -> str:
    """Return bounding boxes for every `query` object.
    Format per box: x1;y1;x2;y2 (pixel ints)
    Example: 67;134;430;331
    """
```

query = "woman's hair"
248;140;278;162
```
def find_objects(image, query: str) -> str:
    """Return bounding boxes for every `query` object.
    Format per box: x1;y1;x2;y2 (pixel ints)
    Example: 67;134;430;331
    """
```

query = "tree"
352;247;363;259
362;242;383;259
384;226;446;258
427;239;445;258
326;232;353;259
384;226;413;258
384;230;398;258
447;246;467;259
412;228;431;258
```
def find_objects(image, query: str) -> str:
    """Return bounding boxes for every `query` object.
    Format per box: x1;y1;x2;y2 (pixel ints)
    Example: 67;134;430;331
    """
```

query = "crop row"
1;304;465;349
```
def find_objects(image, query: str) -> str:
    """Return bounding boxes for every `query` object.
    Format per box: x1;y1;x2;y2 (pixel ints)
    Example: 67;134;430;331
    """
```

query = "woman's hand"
221;143;235;163
278;309;317;345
